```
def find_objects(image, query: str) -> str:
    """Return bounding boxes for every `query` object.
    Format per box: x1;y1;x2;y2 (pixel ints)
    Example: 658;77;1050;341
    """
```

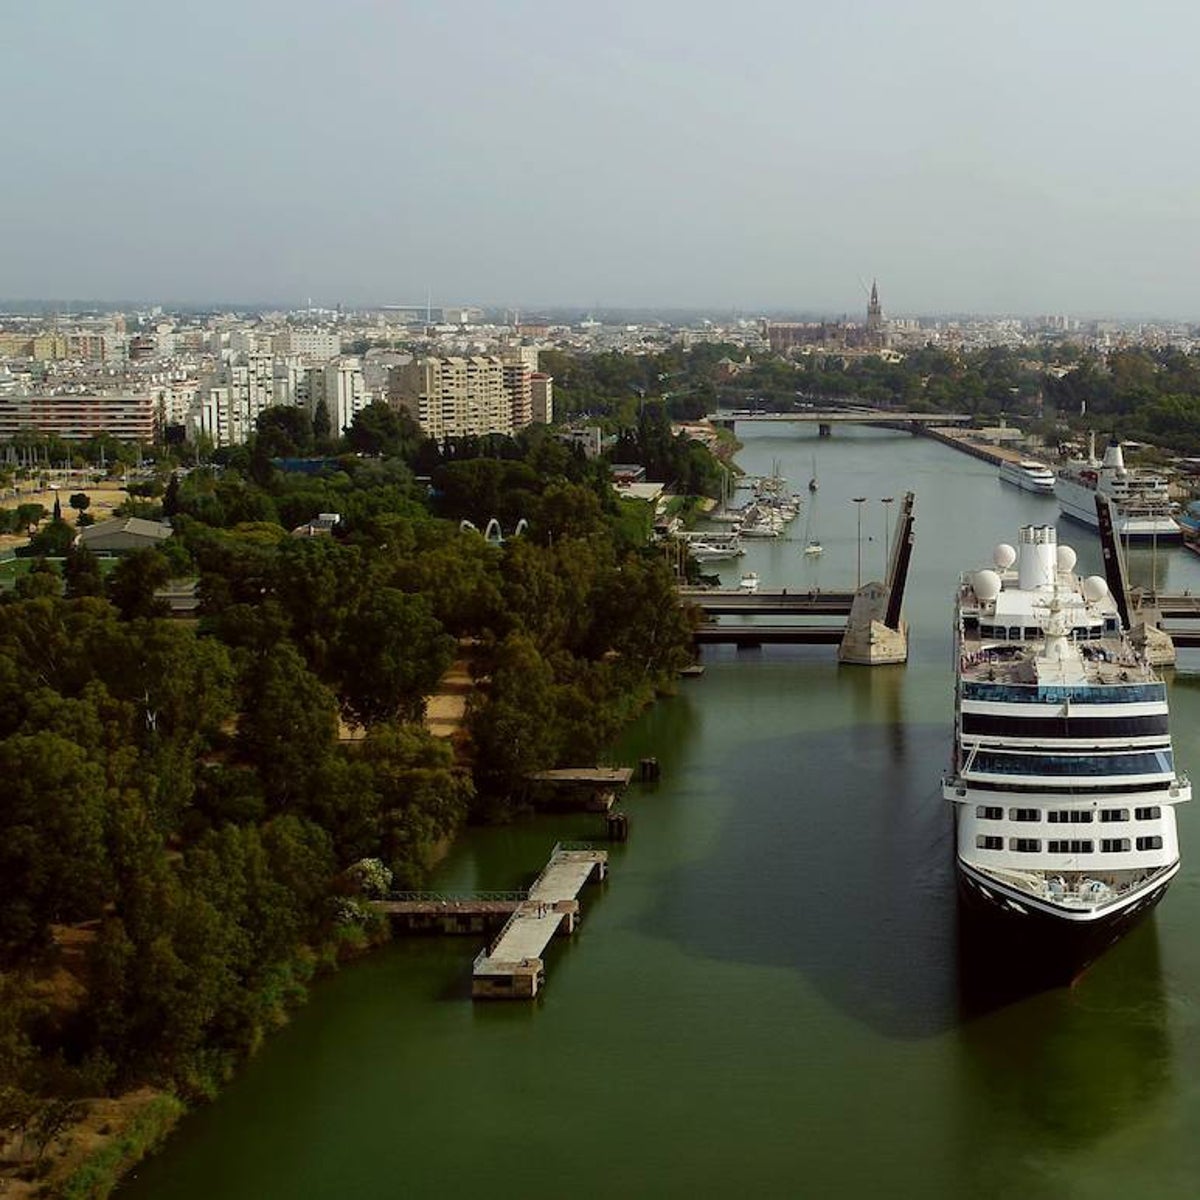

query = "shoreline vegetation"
0;401;703;1197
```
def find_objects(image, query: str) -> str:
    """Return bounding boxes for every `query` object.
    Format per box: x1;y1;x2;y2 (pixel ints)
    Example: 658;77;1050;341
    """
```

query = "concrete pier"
472;845;608;999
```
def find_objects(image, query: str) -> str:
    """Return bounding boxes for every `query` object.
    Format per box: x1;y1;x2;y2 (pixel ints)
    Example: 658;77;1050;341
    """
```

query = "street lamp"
881;497;894;578
852;497;867;589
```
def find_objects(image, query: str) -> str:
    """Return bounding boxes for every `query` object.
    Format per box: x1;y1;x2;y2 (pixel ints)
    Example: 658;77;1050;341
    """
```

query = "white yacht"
944;524;1189;983
999;458;1055;494
1055;434;1180;542
738;571;760;594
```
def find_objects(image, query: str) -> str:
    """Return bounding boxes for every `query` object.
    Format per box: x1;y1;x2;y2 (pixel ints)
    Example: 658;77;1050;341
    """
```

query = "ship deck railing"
984;865;1170;907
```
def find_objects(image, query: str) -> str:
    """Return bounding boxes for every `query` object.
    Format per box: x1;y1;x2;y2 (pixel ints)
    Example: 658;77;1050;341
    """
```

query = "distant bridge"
710;409;971;436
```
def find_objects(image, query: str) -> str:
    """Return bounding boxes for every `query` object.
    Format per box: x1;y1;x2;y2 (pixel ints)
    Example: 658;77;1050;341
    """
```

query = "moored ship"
1055;433;1179;542
944;524;1189;984
999;458;1055;494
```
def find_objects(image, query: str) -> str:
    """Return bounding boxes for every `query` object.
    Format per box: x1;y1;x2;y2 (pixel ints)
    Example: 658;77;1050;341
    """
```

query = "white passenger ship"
998;458;1055;494
944;524;1189;982
1055;433;1179;542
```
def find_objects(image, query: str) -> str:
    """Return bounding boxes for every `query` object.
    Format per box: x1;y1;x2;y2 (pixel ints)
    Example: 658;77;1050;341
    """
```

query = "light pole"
852;496;867;589
881;497;894;578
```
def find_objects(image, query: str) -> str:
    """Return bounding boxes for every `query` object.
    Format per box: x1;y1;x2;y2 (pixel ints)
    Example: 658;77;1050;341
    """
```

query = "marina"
121;425;1200;1200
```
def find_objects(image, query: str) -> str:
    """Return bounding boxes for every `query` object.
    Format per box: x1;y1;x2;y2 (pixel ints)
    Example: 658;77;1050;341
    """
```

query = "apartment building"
502;357;533;430
0;393;156;441
281;328;342;360
303;357;367;435
530;372;554;424
390;356;512;439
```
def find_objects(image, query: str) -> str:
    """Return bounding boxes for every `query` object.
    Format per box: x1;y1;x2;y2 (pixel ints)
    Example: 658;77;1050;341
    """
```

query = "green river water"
122;428;1200;1199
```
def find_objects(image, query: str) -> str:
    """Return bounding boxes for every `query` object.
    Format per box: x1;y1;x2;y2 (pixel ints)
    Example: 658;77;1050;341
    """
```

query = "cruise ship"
944;524;1189;982
998;458;1055;494
1055;434;1180;542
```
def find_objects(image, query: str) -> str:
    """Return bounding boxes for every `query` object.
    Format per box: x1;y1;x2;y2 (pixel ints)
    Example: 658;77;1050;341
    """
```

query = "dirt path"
424;658;472;739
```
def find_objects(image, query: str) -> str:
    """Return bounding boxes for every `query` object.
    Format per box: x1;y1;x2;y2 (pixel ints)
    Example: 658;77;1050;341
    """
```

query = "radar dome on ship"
974;569;1002;601
993;544;1017;570
1056;545;1077;572
1082;575;1109;603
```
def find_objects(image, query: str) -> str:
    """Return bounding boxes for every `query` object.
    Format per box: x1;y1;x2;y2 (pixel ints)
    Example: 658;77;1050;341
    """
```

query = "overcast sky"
3;0;1199;316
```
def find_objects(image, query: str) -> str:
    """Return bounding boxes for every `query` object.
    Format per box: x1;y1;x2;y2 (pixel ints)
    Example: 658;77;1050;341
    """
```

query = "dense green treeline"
0;403;696;1183
544;340;1200;456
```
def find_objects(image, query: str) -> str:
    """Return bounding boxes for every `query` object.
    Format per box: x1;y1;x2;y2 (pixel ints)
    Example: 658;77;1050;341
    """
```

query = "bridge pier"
837;582;908;665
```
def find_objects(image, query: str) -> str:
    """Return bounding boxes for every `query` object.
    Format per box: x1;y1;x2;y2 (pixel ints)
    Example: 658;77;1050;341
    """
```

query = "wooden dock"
472;845;608;999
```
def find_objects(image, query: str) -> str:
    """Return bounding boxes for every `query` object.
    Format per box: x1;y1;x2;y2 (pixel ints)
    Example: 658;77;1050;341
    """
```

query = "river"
122;427;1200;1199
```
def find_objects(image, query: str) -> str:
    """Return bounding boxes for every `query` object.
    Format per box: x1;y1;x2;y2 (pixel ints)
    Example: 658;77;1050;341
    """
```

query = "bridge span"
709;409;971;436
681;492;915;664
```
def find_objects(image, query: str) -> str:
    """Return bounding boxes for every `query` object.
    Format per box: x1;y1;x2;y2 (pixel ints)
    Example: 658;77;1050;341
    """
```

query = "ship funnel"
1017;524;1057;590
1102;437;1125;471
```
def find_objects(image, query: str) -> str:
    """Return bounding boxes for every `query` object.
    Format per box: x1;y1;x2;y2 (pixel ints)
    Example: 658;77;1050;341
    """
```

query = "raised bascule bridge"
1095;494;1200;662
679;491;915;665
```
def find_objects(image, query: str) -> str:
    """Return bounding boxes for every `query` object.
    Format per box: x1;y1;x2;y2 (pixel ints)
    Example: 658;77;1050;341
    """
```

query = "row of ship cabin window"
976;805;1160;822
976;836;1164;852
976;620;1118;641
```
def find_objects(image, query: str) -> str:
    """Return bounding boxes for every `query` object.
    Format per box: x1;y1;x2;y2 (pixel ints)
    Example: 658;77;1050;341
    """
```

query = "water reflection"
635;690;962;1039
954;923;1170;1192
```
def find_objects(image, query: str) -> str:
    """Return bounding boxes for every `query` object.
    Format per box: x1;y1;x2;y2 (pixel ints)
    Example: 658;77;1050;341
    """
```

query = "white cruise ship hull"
1055;477;1180;542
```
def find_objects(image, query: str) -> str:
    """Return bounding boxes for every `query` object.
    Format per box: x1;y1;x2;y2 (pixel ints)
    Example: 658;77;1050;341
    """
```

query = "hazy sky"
4;0;1200;315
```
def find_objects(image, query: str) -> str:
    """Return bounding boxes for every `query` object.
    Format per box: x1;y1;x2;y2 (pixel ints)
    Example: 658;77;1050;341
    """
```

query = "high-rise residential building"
530;372;554;424
192;352;278;446
391;356;511;439
322;357;367;436
0;393;156;441
228;352;276;433
500;346;540;430
502;359;533;430
194;386;232;445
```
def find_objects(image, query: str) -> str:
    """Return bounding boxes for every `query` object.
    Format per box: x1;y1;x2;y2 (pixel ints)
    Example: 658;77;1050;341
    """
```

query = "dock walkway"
472;845;608;998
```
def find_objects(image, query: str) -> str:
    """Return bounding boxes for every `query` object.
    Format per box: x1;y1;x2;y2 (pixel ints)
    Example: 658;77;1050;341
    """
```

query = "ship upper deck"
956;571;1157;693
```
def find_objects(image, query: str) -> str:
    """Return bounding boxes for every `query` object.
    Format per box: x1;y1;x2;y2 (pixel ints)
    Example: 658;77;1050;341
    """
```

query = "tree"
312;398;331;442
11;559;61;601
237;642;338;811
63;545;104;598
467;633;561;803
15;503;47;532
52;494;62;522
27;518;75;557
334;588;456;726
107;548;171;620
0;733;110;960
256;406;314;459
345;401;421;460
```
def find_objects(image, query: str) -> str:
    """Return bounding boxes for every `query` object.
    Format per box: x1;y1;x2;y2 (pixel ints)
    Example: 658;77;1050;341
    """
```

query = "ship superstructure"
1055;433;1179;542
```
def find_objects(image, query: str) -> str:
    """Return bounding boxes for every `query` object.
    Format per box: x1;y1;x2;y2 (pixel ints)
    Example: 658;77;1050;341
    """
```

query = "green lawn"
0;555;119;591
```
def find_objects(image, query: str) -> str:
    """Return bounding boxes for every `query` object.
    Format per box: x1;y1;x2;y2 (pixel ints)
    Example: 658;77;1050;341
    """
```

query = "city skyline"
4;1;1200;316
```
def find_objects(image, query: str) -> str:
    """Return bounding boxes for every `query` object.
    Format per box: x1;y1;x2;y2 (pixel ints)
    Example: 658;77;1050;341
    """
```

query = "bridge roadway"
710;409;971;427
693;625;845;646
679;587;854;616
